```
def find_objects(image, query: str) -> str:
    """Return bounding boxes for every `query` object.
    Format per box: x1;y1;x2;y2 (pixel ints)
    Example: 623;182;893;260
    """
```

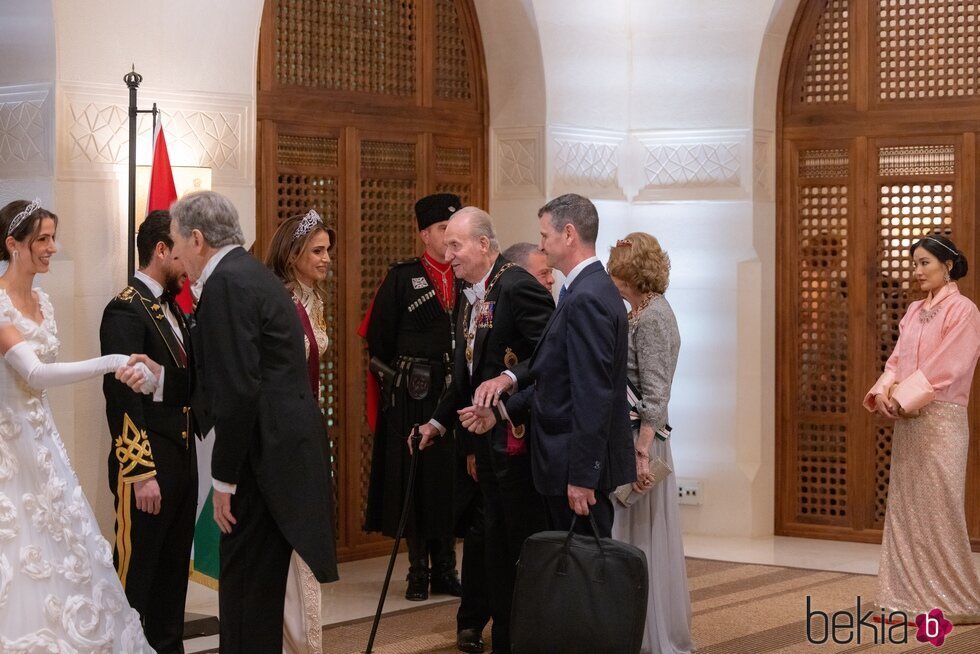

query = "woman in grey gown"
607;232;695;654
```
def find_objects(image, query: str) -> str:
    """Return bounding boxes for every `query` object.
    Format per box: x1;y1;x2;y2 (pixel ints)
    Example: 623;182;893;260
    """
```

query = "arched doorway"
256;0;488;561
776;0;980;546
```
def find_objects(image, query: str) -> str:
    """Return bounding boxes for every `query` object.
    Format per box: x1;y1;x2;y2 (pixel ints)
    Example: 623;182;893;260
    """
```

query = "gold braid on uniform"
116;286;137;302
114;413;156;482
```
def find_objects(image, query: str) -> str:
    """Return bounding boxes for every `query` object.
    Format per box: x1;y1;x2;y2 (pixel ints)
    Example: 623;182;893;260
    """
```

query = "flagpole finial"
123;66;143;89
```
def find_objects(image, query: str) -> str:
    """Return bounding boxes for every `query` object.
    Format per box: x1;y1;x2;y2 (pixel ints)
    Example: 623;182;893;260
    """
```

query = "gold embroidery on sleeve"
114;413;156;481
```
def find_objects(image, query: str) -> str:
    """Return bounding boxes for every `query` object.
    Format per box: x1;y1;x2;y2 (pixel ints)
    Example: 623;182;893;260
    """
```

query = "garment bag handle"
557;513;606;583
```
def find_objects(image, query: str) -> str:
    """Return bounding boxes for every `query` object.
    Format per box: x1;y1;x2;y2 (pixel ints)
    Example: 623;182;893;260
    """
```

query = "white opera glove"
4;341;141;391
130;362;158;394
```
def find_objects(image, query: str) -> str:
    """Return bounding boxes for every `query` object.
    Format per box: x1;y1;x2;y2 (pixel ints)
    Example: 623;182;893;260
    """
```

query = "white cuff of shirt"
212;478;237;495
152;368;166;403
502;370;517;391
497;398;512;425
428;419;447;436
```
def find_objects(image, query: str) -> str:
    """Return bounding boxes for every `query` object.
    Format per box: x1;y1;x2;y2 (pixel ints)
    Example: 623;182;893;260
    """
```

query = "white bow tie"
463;284;485;305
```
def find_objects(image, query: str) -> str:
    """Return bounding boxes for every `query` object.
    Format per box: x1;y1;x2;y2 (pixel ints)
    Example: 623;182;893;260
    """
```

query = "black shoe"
430;569;463;596
456;627;485;653
405;569;429;601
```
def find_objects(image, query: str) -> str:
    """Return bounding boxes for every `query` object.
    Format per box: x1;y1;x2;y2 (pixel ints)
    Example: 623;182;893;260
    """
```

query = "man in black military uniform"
100;210;197;654
364;193;463;601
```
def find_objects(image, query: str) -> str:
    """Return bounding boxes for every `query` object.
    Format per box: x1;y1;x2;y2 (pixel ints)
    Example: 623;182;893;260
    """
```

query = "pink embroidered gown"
864;282;980;623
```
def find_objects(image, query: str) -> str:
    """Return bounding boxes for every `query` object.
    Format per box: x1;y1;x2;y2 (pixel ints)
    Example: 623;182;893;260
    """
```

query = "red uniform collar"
422;251;451;273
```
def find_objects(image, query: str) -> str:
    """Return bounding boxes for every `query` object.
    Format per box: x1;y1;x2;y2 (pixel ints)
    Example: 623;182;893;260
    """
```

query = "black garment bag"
511;513;648;654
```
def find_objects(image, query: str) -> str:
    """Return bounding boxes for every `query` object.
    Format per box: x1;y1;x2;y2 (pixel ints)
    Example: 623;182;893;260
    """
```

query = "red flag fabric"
147;125;177;214
146;125;193;313
358;294;380;432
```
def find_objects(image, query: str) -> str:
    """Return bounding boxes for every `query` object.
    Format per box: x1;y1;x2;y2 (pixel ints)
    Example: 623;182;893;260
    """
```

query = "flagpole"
124;66;142;277
123;66;160;277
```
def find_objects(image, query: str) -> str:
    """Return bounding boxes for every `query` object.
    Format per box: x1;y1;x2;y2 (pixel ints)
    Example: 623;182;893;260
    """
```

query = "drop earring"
944;270;951;283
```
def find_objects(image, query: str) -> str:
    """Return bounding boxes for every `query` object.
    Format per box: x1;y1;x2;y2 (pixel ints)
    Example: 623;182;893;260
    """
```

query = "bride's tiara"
8;198;41;236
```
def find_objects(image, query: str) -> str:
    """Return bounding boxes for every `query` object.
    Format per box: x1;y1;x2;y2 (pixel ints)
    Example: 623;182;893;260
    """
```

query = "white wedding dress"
0;288;153;652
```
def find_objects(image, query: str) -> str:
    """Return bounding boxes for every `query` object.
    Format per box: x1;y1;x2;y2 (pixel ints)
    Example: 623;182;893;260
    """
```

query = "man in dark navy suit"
464;194;633;538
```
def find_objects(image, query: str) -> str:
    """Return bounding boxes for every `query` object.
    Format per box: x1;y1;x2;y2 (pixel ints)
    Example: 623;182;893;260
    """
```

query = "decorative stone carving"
66;102;128;165
151;110;241;171
550;127;625;199
0;84;52;178
59;84;251;185
631;130;749;201
491;127;543;199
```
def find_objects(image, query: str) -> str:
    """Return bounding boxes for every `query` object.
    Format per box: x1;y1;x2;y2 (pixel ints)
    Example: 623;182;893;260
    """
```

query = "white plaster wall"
625;1;775;538
0;0;55;84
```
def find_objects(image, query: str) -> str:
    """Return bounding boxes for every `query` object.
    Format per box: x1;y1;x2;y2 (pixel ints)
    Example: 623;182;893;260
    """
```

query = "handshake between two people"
115;353;162;395
408;373;514;453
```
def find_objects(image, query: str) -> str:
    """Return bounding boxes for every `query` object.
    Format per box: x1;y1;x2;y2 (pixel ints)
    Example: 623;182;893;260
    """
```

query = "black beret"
414;193;461;231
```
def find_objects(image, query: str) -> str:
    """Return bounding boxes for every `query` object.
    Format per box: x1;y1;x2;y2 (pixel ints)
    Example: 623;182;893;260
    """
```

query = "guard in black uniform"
100;211;197;654
364;193;464;601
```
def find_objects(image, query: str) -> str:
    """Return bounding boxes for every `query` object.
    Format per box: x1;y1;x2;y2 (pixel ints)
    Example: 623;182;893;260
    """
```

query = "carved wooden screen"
777;0;980;546
257;0;487;562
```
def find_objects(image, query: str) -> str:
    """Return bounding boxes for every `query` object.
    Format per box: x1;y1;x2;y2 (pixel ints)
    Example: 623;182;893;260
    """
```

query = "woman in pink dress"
864;233;980;623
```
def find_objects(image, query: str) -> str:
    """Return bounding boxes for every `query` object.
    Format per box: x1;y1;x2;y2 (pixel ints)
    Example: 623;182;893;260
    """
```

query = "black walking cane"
365;424;423;654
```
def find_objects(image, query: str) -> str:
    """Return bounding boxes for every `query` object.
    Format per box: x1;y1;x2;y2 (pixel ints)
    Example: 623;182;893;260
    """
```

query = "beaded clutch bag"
613;456;673;507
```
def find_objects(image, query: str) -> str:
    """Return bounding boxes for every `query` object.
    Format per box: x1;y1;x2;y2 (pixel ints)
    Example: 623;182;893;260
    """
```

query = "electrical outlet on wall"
676;479;703;506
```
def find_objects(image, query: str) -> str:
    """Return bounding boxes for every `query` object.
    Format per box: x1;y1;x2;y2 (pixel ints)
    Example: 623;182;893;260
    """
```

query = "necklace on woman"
918;284;954;324
627;292;656;327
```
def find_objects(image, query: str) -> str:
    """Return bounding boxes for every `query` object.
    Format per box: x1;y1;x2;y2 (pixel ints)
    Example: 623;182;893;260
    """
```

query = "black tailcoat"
191;248;338;581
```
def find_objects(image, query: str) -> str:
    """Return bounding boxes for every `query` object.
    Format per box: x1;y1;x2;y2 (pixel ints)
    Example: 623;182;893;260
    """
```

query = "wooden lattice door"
777;0;980;546
256;0;487;561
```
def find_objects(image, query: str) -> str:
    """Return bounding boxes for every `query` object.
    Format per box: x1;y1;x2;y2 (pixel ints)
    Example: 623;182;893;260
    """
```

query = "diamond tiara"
8;198;41;237
293;209;323;241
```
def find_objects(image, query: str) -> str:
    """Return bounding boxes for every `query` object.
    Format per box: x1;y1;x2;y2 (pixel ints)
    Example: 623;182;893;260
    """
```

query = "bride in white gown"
0;199;157;652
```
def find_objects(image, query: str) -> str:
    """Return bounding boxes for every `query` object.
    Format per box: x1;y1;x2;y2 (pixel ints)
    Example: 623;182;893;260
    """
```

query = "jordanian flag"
191;429;220;589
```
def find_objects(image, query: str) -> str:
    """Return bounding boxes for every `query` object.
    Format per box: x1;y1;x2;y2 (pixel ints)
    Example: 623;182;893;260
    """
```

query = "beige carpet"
322;558;980;653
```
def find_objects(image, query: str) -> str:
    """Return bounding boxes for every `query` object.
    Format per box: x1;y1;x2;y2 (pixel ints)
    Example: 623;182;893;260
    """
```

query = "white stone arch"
738;0;805;538
474;0;549;246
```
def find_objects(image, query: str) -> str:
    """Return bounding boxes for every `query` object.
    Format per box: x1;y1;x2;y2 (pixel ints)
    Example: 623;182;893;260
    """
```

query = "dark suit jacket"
191;247;338;582
510;260;634;496
432;255;554;477
100;277;194;485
